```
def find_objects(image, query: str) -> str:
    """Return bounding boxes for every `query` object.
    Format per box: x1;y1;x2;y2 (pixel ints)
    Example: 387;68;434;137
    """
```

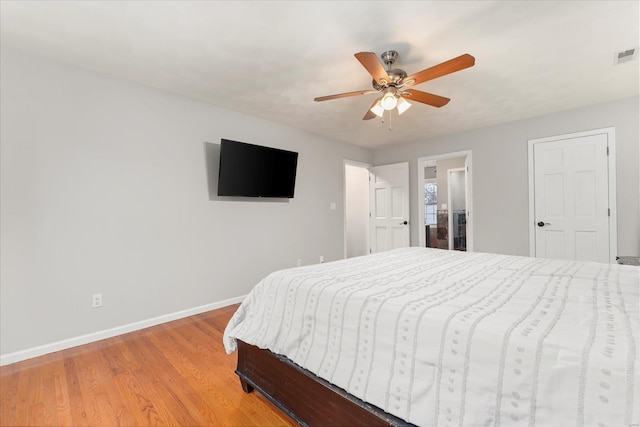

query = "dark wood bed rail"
235;340;416;427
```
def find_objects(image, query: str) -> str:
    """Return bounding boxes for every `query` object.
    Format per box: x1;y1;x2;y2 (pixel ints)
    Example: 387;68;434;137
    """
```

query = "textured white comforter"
223;248;639;426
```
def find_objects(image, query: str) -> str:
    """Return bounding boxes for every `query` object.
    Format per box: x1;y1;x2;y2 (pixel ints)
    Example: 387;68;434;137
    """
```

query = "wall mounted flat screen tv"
217;139;299;198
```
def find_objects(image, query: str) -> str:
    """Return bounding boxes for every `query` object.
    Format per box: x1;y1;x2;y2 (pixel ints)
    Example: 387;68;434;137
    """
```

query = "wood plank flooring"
0;304;296;426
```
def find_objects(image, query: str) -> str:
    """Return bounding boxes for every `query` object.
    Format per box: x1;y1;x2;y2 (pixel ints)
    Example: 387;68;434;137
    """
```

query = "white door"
370;162;410;253
447;167;467;251
531;132;611;262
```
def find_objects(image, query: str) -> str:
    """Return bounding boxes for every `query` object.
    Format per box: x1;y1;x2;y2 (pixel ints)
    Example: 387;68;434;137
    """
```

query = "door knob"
400;221;408;225
537;221;550;227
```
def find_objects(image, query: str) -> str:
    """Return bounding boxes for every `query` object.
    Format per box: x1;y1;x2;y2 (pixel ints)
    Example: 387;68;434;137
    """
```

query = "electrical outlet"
92;293;103;308
320;256;324;263
297;259;302;267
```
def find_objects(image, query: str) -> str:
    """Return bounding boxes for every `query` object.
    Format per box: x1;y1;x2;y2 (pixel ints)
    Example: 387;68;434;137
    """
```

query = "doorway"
417;151;473;251
344;160;411;258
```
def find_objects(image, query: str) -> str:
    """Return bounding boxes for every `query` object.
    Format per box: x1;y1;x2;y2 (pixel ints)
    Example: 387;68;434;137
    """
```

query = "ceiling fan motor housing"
373;50;407;90
372;69;407;90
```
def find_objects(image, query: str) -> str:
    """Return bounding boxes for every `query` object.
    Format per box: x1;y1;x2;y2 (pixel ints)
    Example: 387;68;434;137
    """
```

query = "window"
424;181;437;225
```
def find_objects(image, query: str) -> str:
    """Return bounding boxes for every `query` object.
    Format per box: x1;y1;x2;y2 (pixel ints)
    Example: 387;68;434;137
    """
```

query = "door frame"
417;150;474;251
527;127;617;262
343;159;371;259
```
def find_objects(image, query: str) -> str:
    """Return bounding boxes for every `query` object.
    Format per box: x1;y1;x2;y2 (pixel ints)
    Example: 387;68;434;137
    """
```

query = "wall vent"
614;47;638;65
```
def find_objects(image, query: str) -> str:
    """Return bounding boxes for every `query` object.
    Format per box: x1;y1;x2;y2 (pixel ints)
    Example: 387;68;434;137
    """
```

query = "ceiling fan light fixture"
380;91;398;110
397;97;412;115
370;100;384;118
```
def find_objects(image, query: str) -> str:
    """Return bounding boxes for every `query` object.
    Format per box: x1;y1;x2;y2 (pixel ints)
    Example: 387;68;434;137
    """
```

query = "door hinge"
606;146;609;155
370;248;372;254
369;212;371;217
608;208;610;217
466;165;469;172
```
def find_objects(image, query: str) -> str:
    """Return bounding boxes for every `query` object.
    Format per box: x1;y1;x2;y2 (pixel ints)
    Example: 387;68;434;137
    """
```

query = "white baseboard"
0;295;246;367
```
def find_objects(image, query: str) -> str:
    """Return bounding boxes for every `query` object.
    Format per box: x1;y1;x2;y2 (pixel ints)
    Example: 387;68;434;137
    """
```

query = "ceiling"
1;1;638;149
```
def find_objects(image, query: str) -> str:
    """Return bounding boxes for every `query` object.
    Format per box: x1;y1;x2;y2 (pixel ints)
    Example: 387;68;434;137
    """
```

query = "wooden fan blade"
401;89;450;107
354;52;391;85
363;97;382;120
314;90;376;102
403;54;475;87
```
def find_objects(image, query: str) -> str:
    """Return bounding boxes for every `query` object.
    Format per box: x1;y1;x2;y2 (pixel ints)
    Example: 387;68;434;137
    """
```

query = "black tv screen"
217;139;298;198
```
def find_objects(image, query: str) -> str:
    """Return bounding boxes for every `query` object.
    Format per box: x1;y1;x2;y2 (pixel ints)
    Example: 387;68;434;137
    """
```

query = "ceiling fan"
314;50;475;121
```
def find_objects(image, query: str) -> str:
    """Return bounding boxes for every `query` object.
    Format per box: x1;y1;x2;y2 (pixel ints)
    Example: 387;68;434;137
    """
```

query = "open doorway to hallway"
418;151;473;251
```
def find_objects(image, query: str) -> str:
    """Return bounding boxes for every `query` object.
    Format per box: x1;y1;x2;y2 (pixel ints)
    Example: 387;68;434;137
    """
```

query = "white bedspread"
223;248;639;426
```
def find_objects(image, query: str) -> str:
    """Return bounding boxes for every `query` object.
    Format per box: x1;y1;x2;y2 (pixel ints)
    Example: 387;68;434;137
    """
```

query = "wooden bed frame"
235;340;415;426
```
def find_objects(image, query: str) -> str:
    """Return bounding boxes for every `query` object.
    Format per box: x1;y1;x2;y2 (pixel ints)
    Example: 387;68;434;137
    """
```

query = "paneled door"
369;162;410;253
530;131;612;262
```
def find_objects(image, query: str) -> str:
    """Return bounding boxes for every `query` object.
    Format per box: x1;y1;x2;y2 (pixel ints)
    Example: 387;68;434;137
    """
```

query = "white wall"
345;163;370;258
0;48;371;359
374;96;640;257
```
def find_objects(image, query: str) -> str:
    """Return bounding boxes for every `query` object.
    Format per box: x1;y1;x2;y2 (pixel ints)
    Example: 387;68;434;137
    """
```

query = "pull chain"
380;110;394;131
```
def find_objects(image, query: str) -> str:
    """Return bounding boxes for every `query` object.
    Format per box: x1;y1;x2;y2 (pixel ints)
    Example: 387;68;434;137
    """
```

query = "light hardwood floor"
0;304;296;426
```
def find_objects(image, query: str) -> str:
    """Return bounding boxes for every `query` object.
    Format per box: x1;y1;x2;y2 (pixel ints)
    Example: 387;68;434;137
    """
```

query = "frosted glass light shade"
380;92;398;110
370;101;384;117
397;97;412;114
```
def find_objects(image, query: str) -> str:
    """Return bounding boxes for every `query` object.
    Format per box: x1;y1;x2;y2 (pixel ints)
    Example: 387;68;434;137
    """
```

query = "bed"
223;247;639;426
